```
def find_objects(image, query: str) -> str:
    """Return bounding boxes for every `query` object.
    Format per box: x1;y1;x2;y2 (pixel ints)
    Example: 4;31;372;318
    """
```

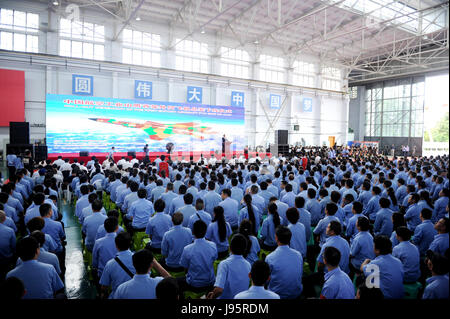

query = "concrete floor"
1;164;96;299
60;200;97;299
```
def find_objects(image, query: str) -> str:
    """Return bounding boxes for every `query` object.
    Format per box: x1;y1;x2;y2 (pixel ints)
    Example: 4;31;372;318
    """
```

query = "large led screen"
46;94;245;154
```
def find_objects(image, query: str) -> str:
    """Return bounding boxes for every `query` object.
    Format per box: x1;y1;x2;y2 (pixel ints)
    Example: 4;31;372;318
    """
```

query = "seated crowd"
0;148;449;300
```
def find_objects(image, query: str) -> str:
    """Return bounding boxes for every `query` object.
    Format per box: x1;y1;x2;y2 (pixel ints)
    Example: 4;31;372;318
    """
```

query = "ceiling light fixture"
136;16;141;21
254;40;259;44
53;1;59;5
201;29;205;34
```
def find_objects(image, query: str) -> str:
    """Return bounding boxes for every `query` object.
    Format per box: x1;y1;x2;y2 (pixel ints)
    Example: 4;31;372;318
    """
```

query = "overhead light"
136;16;141;21
53;1;59;5
200;29;205;34
254;40;259;44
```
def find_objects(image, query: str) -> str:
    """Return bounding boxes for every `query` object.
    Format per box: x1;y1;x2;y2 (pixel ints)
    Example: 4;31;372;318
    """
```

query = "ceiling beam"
168;0;242;49
113;0;147;41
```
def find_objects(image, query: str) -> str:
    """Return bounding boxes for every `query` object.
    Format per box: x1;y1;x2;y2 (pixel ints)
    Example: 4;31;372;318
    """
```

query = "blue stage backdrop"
46;94;245;154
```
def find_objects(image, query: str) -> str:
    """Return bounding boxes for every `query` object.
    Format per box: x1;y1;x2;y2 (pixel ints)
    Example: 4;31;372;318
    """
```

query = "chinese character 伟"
136;81;151;98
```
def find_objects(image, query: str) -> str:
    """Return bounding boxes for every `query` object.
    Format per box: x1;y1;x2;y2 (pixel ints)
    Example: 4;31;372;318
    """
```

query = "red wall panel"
0;68;25;126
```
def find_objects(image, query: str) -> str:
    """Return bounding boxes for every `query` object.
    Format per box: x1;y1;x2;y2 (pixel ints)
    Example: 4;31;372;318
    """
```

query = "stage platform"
47;151;271;164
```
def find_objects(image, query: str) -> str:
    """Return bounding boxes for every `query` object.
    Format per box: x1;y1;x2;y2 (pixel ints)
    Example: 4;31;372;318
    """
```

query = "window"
220;47;250;79
122;29;161;67
0;8;38;52
175;39;208;73
349;86;358;99
292;60;315;87
59;18;104;60
259;54;285;83
322;66;342;90
364;78;425;139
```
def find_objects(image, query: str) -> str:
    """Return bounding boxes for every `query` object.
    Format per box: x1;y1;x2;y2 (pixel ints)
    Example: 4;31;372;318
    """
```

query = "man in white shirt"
53;156;65;168
59;159;72;175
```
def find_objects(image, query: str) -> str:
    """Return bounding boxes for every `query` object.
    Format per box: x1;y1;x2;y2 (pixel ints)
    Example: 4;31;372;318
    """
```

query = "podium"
224;140;232;158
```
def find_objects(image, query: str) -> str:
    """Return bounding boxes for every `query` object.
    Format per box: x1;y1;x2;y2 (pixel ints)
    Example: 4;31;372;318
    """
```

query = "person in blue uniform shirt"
3;184;23;217
428;217;449;255
392;226;420;283
294;196;311;242
219;189;239;230
26;217;58;254
24;192;46;225
145;199;173;254
168;185;187;216
238;219;260;266
96;210;124;240
361;235;404;299
404;193;422;231
317;221;350;274
15;231;61;277
178;193;197;227
350;217;375;277
260;203;283;251
206;234;251;299
0;193;18;225
422;251;449;299
6;236;64;299
412;208;437;257
373;197;394;237
150;179;165;202
314;203;340;247
161;212;193;271
203;181;222;216
161;183;178;214
82;199;107;252
188;199;212;231
281;183;296;208
433;188;449;222
285;207;306;258
346;201;365;242
357;181;372;208
6;152;17;179
113;249;171;299
178;220;218;292
239;194;261;236
92;217;119;280
0;204;17;233
99;232;135;299
75;185;90;221
305;190;321;227
40;203;66;274
127;188;154;235
320;246;355;299
234;260;279;299
0;210;16;280
122;181;139;216
265;226;303;299
206;206;232;260
363;186;381;222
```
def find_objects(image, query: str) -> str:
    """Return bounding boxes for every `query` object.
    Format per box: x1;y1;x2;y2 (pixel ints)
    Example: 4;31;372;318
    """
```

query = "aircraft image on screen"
89;118;218;141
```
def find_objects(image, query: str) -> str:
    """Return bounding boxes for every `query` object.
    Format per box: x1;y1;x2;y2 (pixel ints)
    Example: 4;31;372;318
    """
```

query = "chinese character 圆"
75;77;91;94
